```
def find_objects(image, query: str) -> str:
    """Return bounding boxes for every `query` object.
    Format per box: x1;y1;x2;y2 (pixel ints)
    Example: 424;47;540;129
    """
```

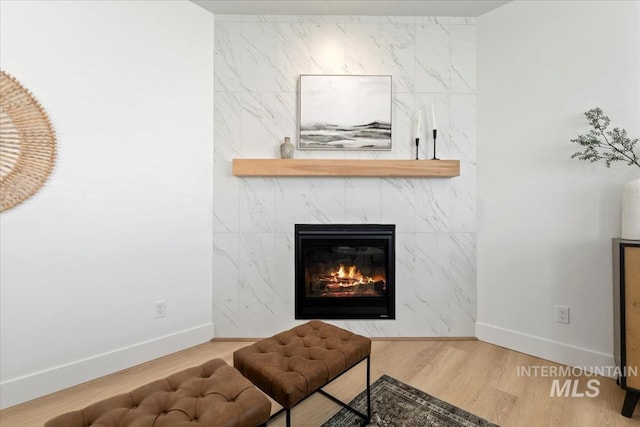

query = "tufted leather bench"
233;320;371;426
44;358;271;427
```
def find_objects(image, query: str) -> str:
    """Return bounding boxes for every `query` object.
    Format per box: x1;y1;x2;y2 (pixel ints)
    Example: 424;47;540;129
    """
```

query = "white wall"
213;15;478;338
477;1;640;369
0;0;214;408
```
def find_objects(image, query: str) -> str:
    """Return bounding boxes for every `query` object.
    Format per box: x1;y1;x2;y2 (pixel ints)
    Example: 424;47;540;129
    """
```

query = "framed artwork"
298;75;392;150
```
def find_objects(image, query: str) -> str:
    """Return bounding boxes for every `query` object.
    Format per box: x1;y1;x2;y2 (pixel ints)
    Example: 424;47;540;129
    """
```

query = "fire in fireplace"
295;224;395;319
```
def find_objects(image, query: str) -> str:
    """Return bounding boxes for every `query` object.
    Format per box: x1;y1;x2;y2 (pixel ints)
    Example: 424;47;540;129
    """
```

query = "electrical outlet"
155;300;166;318
555;305;569;324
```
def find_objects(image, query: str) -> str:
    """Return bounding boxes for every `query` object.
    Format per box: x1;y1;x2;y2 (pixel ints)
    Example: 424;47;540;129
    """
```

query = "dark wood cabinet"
613;238;640;417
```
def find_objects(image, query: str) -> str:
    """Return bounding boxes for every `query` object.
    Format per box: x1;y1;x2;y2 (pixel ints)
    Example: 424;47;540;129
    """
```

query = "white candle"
430;102;437;130
416;109;424;139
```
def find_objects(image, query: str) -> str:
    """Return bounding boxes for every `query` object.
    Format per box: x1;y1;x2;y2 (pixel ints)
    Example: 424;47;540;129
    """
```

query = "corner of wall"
0;324;213;409
476;322;615;372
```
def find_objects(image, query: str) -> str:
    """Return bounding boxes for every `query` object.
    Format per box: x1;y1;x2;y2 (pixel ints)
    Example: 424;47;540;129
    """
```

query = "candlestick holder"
415;138;420;160
431;129;439;160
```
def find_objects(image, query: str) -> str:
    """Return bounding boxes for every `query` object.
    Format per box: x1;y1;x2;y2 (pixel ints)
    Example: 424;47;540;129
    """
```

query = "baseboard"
0;323;214;409
476;322;615;375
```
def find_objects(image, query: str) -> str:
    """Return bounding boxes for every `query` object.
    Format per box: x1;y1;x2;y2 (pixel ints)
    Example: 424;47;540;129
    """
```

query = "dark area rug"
321;375;500;427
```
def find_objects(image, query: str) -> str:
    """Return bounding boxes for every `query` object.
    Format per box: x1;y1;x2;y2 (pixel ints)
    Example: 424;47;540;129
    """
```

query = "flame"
331;264;377;284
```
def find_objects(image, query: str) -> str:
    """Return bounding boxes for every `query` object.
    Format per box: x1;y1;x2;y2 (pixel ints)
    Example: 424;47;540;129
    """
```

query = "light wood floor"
1;339;638;426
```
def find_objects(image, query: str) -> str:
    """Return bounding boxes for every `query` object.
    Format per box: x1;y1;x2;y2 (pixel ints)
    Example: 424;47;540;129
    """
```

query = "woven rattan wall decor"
0;70;56;212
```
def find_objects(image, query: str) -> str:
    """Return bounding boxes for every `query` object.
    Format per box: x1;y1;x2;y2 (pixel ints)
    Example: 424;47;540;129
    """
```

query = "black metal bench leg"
263;356;371;426
622;391;639;417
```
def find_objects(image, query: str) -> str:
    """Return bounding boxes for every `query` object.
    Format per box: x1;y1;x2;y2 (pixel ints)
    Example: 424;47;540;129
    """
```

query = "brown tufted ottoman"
233;320;371;426
44;358;271;427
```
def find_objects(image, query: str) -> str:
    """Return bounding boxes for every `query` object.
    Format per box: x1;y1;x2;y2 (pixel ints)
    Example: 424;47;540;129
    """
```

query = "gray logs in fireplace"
295;224;395;320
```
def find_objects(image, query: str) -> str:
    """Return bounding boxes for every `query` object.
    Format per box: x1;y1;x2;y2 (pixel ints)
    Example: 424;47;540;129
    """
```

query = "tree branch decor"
571;108;639;169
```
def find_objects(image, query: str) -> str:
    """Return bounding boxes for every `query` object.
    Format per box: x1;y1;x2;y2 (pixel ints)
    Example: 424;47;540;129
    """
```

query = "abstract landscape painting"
299;75;392;150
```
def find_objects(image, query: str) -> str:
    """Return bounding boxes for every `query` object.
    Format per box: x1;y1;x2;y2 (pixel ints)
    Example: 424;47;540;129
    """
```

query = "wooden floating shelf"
232;159;460;177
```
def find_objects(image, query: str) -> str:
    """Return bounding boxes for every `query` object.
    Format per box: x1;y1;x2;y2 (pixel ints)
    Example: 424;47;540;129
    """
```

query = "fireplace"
295;224;395;320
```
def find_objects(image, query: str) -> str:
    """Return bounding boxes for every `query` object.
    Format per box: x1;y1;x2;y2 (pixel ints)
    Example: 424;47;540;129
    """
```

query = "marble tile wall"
213;15;476;338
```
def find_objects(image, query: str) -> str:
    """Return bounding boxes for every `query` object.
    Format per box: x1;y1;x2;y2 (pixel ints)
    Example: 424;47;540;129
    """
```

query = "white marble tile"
212;232;240;303
344;178;382;223
238;92;280;158
450;162;476;232
273;92;298;148
293;148;347;160
214;302;294;338
394;232;416;306
450;302;476;336
415;178;450;232
345;23;380;75
256;15;278;24
307;178;347;223
308;21;347;74
450;233;476;305
212;15;478;338
213;301;246;336
321;16;350;25
383;23;415;94
347;16;383;24
380;178;415;232
275;178;346;226
274;178;313;232
415;17;450;25
213;162;239;233
274;15;320;24
415;23;450;93
450;17;477;25
295;146;350;160
391;92;416;160
338;320;390;338
424;301;452;336
237;233;277;303
238;178;275;232
382;16;416;25
275;22;311;92
240;22;276;92
450;24;476;93
214;91;242;162
273;233;295;304
450;94;476;163
414;233;453;303
214;22;242;92
399;301;450;336
346;23;415;93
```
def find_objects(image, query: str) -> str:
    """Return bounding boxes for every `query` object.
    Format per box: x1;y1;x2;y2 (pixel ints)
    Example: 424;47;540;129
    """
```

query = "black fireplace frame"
295;224;395;320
